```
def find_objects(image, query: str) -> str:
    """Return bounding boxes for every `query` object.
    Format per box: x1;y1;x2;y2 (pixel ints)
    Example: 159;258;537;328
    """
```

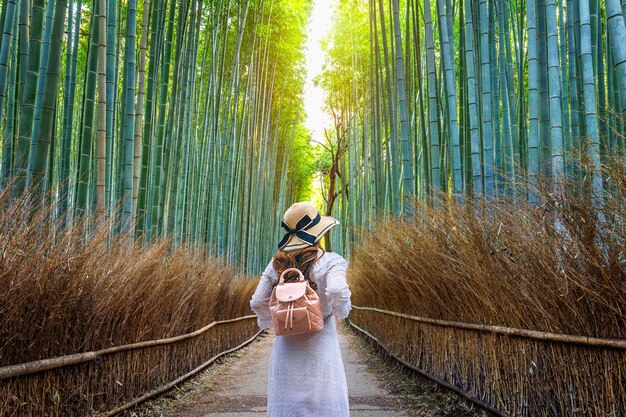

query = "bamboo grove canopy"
317;0;626;255
0;0;315;273
0;0;625;269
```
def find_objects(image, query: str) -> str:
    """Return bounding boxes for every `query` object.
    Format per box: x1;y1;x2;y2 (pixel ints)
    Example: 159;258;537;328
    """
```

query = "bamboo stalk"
347;320;509;417
105;329;265;416
0;315;257;380
351;306;626;349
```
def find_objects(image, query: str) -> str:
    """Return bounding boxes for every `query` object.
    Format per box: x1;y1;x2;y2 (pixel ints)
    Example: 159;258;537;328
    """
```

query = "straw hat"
277;202;339;252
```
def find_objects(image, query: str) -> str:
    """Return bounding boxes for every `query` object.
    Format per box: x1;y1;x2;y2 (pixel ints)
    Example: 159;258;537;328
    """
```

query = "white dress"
250;251;352;417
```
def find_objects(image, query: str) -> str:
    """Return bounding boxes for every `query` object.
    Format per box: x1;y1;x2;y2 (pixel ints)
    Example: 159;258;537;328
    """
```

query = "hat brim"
280;216;339;252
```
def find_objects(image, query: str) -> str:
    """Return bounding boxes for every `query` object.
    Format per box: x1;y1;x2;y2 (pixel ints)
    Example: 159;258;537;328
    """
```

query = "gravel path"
130;324;486;417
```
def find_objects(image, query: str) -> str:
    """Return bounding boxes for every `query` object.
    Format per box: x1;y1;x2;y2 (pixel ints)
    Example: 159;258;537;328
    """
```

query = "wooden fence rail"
1;314;261;417
352;306;626;349
0;315;257;380
350;305;626;417
105;328;264;416
347;320;509;417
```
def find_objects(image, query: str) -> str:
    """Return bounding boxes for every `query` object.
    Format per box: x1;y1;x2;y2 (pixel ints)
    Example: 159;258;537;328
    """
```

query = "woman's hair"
273;243;322;290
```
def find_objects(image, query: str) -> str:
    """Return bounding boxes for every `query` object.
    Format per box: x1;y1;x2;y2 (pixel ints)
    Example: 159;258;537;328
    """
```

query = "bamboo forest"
1;0;625;416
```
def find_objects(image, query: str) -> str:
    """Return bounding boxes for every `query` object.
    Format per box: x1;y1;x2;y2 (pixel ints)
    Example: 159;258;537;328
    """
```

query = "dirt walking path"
134;325;485;417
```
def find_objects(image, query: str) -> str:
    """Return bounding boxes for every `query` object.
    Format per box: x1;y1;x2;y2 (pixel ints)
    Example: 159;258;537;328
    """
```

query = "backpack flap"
274;306;310;324
275;281;307;303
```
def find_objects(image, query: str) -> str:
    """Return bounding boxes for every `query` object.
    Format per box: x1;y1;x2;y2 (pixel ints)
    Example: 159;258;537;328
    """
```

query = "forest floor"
121;324;488;417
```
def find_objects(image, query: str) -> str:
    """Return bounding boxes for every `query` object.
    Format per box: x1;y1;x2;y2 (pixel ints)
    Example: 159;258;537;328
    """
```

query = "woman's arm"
325;256;352;319
249;260;276;329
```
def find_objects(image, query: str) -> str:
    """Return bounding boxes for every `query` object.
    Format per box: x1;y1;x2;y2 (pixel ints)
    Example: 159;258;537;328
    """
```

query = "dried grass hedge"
0;194;259;417
348;158;626;416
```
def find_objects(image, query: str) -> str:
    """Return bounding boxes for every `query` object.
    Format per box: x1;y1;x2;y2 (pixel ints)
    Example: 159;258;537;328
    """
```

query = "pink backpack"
269;267;324;336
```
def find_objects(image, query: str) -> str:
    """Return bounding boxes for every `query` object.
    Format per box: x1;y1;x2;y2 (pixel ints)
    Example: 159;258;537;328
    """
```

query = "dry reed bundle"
348;156;626;416
0;191;259;416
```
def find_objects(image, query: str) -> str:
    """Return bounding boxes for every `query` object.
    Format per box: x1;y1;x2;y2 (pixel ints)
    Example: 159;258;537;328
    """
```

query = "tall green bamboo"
607;0;626;118
15;0;46;192
28;0;54;176
96;0;108;216
0;0;17;120
105;0;117;210
566;0;580;171
60;0;82;216
478;0;494;198
527;0;540;201
133;0;153;234
150;0;176;239
75;2;99;215
436;0;462;196
423;0;441;193
137;0;164;237
31;0;69;196
391;0;412;198
376;0;400;211
121;0;137;231
545;0;564;182
1;3;18;187
463;0;483;195
579;0;605;205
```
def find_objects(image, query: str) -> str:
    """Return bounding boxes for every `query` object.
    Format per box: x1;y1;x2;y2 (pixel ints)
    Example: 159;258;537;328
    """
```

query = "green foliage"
287;125;316;201
317;0;369;112
314;142;333;176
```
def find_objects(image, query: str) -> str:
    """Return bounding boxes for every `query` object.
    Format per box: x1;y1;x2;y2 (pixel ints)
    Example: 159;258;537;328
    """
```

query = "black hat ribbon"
277;213;321;249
